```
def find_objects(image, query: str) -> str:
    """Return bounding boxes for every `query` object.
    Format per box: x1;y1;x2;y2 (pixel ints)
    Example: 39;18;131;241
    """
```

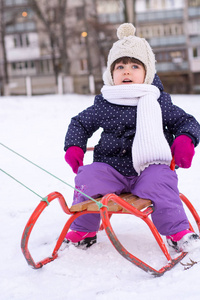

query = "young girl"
64;23;200;252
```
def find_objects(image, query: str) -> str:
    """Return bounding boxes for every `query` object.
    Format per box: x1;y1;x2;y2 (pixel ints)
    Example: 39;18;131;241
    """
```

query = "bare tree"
0;0;9;95
29;0;69;83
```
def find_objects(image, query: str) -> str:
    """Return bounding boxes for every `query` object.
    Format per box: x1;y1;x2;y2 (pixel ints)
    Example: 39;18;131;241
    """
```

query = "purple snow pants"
70;162;189;236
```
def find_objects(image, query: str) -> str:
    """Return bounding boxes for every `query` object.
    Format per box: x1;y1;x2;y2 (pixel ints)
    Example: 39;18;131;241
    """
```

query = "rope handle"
0;142;107;209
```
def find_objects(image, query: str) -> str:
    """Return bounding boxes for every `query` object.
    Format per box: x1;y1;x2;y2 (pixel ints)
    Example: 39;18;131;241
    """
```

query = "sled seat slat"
70;193;152;212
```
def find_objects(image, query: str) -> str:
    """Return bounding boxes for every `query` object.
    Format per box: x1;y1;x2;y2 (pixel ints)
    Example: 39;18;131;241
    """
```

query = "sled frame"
21;191;200;276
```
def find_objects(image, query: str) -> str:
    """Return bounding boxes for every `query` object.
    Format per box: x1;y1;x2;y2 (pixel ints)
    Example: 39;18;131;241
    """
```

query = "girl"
64;23;200;252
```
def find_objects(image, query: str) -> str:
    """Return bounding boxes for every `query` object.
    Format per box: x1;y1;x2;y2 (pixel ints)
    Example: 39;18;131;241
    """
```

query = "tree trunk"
0;0;9;95
30;0;70;83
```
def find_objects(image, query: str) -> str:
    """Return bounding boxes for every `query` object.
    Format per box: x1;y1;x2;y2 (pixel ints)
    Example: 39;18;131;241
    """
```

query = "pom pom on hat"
103;23;156;86
117;23;136;39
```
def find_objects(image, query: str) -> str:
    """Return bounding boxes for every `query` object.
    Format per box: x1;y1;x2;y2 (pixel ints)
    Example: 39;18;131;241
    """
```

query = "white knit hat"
103;23;156;85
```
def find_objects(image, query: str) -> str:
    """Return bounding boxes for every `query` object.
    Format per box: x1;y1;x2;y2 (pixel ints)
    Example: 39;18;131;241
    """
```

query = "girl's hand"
171;135;195;168
65;146;84;173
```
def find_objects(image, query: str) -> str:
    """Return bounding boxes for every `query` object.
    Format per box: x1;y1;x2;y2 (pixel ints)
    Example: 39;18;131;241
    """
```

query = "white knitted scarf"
101;84;172;175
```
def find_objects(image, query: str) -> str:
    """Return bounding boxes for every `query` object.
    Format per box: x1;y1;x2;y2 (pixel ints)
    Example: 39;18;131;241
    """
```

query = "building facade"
0;0;126;95
136;0;200;94
0;0;200;95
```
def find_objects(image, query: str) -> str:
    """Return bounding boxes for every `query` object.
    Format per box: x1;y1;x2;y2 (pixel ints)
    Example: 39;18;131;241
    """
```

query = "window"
11;61;36;74
25;35;30;46
188;20;200;35
39;60;51;74
155;51;171;62
193;48;198;57
146;0;150;9
14;37;17;47
156;50;186;63
145;0;168;10
153;0;159;9
152;26;162;37
161;0;166;8
12;62;16;70
164;25;170;36
13;34;30;47
97;0;124;23
173;24;183;35
189;0;200;7
19;34;23;46
166;0;175;8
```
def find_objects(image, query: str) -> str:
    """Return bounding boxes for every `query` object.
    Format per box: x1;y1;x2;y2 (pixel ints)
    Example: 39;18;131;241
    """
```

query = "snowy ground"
1;93;200;300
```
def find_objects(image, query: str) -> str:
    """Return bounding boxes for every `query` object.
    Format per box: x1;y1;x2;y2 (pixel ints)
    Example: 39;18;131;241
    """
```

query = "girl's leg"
131;164;189;236
70;162;130;232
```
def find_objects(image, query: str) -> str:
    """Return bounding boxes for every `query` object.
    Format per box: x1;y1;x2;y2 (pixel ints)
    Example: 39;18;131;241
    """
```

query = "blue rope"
0;168;44;199
0;142;107;209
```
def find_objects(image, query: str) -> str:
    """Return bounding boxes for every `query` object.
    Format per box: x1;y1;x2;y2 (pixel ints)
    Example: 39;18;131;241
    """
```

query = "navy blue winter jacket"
64;75;200;176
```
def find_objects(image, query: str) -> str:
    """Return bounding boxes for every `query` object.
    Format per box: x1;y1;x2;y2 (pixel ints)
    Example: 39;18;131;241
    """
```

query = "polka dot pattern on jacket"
64;74;200;176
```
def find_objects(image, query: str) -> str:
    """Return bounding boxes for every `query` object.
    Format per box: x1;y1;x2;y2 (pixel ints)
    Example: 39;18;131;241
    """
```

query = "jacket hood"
152;74;164;92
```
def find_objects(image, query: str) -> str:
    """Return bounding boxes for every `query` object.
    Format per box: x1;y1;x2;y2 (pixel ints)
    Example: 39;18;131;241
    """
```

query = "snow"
0;93;200;300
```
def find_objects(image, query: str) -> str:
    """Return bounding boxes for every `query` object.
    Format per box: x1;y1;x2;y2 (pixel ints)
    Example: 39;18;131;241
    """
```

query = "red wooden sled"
21;183;200;276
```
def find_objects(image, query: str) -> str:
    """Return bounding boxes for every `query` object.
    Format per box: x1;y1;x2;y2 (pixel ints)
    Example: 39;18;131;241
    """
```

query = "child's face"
112;61;146;85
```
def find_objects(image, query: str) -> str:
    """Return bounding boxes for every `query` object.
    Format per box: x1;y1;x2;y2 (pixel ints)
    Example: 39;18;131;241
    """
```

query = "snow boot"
64;230;97;248
166;230;200;252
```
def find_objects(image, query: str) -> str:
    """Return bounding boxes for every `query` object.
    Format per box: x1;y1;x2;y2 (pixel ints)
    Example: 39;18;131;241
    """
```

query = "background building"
0;0;199;95
136;0;200;94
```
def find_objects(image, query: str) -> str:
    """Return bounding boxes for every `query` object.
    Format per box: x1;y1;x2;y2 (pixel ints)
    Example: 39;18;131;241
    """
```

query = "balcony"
137;9;183;23
98;12;124;24
4;0;29;6
188;6;200;17
156;61;189;72
189;35;200;44
149;35;186;47
6;22;36;33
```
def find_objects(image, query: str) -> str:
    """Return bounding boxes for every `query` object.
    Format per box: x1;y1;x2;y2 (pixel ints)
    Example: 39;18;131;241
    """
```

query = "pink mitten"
171;135;195;168
65;146;84;173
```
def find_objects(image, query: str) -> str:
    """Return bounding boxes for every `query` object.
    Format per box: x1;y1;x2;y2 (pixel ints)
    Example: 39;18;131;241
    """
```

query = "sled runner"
21;179;200;276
